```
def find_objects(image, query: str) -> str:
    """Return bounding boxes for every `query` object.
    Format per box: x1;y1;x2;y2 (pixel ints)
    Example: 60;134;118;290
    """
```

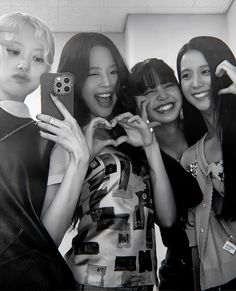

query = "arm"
144;138;177;227
37;96;90;246
111;112;176;228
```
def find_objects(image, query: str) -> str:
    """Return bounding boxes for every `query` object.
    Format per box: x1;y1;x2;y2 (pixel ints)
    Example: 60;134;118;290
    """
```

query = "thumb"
115;135;129;146
148;121;161;128
218;87;232;95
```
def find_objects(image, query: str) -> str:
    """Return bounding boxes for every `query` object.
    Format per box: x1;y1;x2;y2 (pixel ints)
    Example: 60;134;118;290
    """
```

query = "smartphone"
40;72;75;120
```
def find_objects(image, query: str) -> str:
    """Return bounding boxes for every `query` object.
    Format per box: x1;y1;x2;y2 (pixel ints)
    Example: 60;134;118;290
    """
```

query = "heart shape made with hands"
84;117;129;159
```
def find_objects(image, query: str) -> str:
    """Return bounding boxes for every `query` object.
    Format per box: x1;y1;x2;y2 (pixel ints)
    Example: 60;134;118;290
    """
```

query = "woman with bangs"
131;58;203;291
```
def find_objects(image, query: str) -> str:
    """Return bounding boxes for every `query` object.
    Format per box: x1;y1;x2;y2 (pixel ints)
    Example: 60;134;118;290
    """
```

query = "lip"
192;90;210;99
12;74;30;83
155;102;174;113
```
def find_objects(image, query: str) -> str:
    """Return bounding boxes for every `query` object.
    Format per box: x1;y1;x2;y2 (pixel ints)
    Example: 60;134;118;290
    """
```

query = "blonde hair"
0;12;55;66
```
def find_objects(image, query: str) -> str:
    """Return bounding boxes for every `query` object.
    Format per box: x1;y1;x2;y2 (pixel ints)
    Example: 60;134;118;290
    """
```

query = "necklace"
0;120;36;142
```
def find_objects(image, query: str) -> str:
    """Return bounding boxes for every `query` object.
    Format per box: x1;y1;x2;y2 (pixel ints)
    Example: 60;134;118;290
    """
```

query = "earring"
179;108;184;120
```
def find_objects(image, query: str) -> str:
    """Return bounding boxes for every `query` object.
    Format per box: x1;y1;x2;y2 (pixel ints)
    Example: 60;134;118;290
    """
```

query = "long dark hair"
177;36;236;220
58;32;136;127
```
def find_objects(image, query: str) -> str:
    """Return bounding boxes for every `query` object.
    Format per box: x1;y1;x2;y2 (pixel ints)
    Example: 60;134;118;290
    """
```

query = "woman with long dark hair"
177;36;236;290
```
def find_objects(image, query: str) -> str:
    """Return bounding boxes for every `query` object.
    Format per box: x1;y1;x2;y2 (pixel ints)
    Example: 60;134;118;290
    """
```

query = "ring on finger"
49;116;55;126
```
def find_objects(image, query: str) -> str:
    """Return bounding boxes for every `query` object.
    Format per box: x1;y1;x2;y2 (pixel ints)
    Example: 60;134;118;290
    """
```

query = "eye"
88;73;98;77
143;90;155;97
181;73;191;80
6;48;20;56
164;82;175;88
33;56;45;63
202;68;210;75
110;69;118;75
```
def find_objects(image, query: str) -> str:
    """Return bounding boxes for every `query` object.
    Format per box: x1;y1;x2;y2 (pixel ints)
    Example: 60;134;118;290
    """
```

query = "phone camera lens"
64;77;70;83
64;86;70;92
56;81;62;88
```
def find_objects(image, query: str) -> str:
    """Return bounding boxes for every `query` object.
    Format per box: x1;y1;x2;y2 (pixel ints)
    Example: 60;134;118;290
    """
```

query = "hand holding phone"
40;72;74;120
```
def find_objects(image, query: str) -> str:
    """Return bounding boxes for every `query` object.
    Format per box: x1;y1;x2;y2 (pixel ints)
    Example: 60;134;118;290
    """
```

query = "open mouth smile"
95;93;113;108
155;103;174;113
192;90;210;99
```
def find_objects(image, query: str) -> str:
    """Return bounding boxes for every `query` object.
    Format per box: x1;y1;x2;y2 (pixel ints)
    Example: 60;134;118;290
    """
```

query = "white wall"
125;14;227;72
226;0;236;54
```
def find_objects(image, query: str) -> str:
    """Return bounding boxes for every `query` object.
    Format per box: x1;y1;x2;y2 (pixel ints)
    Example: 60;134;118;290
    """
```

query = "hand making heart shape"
83;117;126;160
110;112;156;148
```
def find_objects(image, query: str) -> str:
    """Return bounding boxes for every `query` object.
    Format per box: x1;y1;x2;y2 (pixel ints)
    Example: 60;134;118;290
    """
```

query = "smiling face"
0;23;50;102
180;49;212;113
143;81;182;125
81;45;118;120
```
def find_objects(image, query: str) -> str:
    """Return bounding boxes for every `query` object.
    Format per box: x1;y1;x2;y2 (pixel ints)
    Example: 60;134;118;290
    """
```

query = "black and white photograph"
0;1;236;290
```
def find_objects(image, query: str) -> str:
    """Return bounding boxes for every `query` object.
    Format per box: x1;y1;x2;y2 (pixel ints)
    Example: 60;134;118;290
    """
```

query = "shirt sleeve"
47;144;70;185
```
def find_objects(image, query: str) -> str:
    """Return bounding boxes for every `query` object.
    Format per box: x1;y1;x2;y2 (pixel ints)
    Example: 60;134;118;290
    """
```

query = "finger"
115;135;129;146
140;100;149;122
39;130;59;143
127;115;143;124
85;117;111;142
218;87;232;95
148;121;161;128
90;117;112;129
215;60;236;78
135;96;146;110
37;114;62;128
115;112;134;121
37;121;61;135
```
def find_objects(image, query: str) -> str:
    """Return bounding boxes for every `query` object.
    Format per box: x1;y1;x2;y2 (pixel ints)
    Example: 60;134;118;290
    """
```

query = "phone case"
40;72;75;120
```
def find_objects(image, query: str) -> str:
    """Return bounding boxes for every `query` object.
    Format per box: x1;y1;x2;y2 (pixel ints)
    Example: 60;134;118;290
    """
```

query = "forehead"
89;46;115;66
181;49;208;70
6;23;45;50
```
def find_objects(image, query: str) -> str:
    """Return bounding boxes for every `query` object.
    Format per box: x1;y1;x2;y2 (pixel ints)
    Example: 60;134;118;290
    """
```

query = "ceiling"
0;0;233;32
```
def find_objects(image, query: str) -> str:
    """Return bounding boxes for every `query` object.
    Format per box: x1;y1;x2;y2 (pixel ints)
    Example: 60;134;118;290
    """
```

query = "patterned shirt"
48;147;158;288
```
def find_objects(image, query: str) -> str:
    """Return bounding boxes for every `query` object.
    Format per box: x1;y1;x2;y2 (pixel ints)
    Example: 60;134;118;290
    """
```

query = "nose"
100;73;111;87
156;85;168;100
192;72;203;88
17;60;30;72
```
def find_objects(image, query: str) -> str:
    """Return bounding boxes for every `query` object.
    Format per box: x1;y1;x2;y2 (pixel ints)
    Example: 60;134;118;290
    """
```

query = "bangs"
134;65;177;94
0;13;54;66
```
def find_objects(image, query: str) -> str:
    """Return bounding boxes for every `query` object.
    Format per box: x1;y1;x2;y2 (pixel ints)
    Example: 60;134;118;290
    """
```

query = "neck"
153;120;188;161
